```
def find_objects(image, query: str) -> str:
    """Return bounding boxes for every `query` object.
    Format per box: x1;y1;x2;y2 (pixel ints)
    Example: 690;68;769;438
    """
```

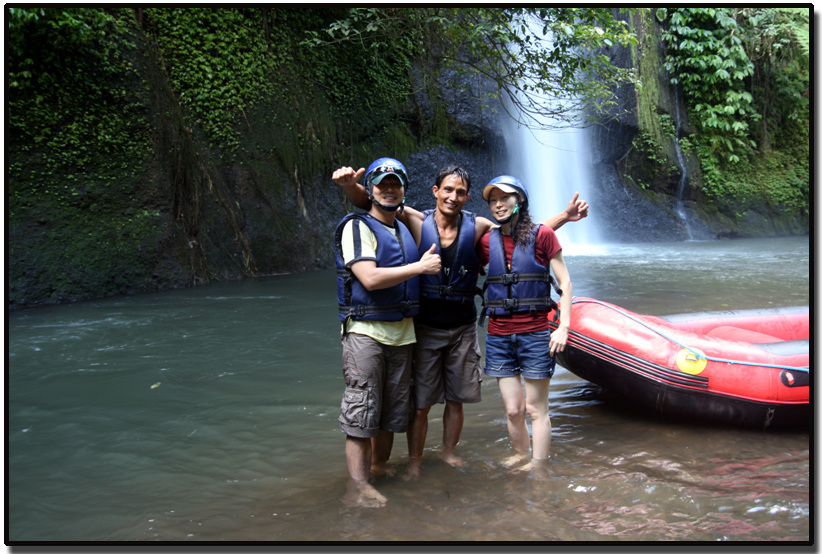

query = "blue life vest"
418;210;482;304
334;213;420;331
482;225;560;321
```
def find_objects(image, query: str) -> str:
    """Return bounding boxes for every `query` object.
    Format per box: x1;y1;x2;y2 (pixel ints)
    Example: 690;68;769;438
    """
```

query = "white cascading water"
501;99;603;252
498;17;603;252
672;86;695;240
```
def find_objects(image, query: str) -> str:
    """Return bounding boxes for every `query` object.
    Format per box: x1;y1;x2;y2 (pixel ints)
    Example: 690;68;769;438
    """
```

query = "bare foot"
439;450;465;468
511;460;534;473
512;458;550;477
403;457;422;481
501;452;530;468
343;479;387;508
370;463;396;479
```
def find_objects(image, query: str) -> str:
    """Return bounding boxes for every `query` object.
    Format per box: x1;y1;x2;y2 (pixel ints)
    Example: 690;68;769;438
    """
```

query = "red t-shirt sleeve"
477;231;490;266
535;225;562;266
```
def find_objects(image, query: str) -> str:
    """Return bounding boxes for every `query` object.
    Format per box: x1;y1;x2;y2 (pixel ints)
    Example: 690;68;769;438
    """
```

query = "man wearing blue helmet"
333;157;442;507
333;162;586;479
479;175;573;472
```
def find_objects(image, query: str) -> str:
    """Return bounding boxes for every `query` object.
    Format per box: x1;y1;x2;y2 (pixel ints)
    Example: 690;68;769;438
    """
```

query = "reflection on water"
8;237;810;542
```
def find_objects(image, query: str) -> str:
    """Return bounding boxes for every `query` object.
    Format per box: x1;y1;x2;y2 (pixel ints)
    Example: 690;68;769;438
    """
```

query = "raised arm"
472;192;589;245
332;165;425;243
538;192;589;231
332;166;371;210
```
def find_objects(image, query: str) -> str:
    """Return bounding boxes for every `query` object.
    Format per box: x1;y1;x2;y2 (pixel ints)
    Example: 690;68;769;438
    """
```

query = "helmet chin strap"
370;194;405;212
492;203;519;225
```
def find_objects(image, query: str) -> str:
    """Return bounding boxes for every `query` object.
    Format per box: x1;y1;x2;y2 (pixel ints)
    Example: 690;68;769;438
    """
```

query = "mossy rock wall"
7;9;501;309
607;9;808;240
8;8;808;309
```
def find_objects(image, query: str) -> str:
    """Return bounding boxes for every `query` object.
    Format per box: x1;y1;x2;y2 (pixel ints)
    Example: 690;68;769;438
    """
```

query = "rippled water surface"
8;237;811;543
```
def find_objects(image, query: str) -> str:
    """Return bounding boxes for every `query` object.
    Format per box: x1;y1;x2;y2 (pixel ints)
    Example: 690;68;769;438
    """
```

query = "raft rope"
570;298;810;374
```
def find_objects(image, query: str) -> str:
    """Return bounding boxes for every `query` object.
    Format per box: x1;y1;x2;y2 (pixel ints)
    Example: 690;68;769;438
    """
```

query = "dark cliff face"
8;13;808;310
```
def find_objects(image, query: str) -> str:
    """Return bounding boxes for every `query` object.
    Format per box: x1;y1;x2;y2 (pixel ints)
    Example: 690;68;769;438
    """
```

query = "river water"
7;236;811;543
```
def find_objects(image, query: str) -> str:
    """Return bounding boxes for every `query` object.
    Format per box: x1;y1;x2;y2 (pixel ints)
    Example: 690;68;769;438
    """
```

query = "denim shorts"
483;329;556;380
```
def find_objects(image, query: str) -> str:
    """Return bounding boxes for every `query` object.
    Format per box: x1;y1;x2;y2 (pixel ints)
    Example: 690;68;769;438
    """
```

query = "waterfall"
498;16;602;251
500;98;603;251
671;87;694;240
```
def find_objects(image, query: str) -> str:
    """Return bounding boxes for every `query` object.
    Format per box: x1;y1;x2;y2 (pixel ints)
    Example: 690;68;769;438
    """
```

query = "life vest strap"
339;301;419;319
421;284;479;298
479;297;560;325
339;300;420;335
485;272;550;285
484;296;556;310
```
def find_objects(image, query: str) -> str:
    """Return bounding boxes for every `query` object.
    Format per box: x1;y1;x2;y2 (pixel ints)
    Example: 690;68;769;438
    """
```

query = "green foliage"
697;143;809;217
299;9;414;138
660;8;809;163
8;8;152;211
8;7;160;304
303;8;639;130
656;7;809;218
633;131;668;167
143;8;278;152
661;8;757;163
629;130;679;192
144;8;414;156
8;7;126;90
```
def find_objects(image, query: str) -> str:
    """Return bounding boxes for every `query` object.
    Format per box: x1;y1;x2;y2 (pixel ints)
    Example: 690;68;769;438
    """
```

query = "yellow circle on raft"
676;347;707;375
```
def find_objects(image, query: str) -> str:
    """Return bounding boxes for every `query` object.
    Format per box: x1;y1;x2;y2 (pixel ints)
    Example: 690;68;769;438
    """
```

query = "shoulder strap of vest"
337;214;419;334
479;225;562;324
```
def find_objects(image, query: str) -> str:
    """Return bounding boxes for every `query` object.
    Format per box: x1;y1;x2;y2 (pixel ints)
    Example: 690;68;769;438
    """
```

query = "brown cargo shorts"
338;332;414;438
411;322;483;410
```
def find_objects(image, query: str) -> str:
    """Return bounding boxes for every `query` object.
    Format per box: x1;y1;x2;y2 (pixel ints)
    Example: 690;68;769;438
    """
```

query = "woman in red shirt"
478;176;573;471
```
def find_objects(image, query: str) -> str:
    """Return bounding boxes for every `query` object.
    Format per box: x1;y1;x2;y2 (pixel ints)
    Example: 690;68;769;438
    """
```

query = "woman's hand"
549;325;568;356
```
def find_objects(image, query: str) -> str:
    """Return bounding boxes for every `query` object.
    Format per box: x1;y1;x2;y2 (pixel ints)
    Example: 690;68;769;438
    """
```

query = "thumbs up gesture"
418;243;441;275
332;166;366;188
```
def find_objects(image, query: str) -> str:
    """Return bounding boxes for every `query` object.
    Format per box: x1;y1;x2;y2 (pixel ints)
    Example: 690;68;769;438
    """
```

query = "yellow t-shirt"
340;218;416;346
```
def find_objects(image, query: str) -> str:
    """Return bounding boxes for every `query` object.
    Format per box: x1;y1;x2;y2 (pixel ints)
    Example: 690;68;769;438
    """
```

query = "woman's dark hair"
512;205;537;249
434;165;471;192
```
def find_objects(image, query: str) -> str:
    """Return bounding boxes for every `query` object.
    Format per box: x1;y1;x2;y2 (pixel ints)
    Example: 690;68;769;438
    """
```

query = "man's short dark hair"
434;165;471;192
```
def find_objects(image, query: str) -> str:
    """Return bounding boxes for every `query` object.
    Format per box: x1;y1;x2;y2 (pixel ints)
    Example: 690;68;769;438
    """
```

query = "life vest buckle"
500;273;519;285
501;298;519;310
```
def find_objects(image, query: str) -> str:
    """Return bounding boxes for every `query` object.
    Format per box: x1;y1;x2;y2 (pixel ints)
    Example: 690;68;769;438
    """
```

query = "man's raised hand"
332;166;366;188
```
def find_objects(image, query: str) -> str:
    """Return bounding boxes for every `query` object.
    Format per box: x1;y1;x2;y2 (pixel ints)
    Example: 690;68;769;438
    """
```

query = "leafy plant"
8;8;151;209
659;8;809;164
143;8;278;152
303;8;639;130
660;8;757;163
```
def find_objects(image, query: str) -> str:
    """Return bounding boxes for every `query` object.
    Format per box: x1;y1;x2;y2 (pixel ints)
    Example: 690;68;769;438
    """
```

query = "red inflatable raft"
549;297;809;429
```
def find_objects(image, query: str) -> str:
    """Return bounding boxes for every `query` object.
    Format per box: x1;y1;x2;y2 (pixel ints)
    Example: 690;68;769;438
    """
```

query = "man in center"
333;164;588;477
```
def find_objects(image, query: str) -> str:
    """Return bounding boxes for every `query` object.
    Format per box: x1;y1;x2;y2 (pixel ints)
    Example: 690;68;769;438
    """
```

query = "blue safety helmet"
483;175;528;224
482;175;528;205
364;157;409;191
363;157;408;212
